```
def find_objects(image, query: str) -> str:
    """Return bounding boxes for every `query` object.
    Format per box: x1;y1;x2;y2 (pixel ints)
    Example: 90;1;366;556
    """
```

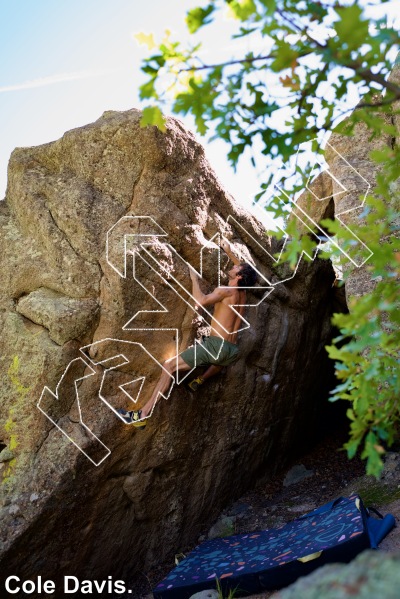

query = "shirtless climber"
118;240;257;428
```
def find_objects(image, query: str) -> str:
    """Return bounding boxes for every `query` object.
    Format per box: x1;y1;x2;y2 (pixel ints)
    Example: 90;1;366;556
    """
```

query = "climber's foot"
188;377;204;392
117;408;146;429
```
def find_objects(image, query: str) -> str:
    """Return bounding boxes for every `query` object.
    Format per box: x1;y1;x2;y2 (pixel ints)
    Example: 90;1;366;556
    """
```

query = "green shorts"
180;336;240;369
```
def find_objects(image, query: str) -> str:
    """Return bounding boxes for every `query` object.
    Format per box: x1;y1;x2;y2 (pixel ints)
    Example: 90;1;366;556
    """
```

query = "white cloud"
0;68;127;94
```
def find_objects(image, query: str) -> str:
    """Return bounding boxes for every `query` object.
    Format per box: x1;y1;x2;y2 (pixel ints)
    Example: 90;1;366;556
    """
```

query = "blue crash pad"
153;495;395;599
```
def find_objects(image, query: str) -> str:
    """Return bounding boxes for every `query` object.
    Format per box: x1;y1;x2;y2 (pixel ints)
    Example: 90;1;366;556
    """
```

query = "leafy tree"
136;0;400;476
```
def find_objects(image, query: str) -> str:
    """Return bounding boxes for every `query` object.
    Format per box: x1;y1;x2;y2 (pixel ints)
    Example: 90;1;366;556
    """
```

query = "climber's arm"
220;239;241;265
189;269;230;307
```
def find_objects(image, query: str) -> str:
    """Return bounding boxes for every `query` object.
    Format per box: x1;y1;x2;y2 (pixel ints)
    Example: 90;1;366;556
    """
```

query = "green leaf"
228;0;258;21
139;77;158;100
140;106;166;132
333;4;370;50
270;41;298;72
186;3;216;34
258;0;276;16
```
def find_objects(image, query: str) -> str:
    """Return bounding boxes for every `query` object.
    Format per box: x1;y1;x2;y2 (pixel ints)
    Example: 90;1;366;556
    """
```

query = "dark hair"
237;263;257;287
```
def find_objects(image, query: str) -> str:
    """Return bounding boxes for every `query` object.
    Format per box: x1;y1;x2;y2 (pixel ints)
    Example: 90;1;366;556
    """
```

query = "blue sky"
1;0;272;220
0;0;398;229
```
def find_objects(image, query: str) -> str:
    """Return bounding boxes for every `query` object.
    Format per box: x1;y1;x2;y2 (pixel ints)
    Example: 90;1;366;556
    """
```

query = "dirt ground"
118;428;400;598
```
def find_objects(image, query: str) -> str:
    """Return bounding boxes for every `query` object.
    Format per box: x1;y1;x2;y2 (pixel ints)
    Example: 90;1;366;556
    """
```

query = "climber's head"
227;263;257;287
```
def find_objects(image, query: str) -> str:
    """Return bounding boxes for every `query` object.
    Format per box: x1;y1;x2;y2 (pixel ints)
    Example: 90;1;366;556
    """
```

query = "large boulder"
0;109;339;592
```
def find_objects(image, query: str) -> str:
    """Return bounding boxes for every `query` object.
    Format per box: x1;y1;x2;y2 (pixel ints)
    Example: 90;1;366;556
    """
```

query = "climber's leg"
140;354;191;418
202;364;223;381
118;355;191;426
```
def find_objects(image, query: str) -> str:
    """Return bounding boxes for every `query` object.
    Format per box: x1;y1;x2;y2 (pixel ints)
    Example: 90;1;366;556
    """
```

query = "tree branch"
277;8;400;99
179;53;275;72
179;47;317;72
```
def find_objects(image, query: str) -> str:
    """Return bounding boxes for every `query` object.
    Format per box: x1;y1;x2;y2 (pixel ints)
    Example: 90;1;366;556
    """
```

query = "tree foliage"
137;0;400;476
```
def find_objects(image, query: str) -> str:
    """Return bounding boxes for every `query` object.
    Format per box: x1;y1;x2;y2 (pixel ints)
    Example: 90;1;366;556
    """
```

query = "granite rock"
0;109;339;591
271;550;400;599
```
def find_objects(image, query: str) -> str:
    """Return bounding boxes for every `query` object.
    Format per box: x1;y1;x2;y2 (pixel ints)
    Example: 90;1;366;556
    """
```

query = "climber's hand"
220;239;232;254
220;238;241;265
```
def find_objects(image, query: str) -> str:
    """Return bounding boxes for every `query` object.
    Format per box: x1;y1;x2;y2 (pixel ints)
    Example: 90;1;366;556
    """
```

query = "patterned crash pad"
153;495;395;599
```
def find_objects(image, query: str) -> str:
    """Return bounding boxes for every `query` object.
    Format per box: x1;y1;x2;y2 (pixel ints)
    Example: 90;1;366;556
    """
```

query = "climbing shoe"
188;377;204;392
117;408;146;429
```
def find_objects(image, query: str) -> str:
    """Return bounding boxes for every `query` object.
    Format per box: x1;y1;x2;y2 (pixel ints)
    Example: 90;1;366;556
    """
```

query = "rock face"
271;550;400;599
0;109;339;591
292;64;400;306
